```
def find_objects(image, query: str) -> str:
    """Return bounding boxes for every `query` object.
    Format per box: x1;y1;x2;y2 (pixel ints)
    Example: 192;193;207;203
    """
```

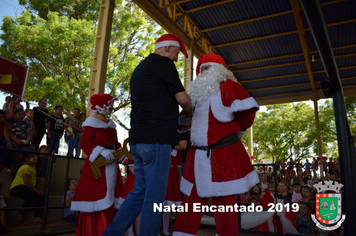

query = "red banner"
0;56;29;98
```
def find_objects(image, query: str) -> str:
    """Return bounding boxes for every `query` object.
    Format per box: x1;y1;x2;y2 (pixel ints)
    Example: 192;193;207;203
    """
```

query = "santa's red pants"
174;185;238;236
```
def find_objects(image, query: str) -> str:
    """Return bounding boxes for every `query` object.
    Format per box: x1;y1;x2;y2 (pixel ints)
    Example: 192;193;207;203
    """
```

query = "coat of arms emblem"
311;181;346;230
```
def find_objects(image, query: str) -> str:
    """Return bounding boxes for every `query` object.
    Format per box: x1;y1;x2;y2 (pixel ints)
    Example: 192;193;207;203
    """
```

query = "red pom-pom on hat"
196;53;226;76
155;34;189;60
90;93;118;112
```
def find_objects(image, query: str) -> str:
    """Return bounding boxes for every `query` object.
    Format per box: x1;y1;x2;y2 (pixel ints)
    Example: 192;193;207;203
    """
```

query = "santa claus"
173;53;260;236
70;93;123;236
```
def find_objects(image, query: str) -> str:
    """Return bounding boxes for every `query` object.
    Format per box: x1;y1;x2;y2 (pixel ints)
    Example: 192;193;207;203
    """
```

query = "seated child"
292;182;302;203
63;178;77;223
296;201;316;235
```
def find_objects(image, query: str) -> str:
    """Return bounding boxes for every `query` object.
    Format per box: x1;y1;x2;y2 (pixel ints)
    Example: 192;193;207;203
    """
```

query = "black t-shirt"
48;115;65;133
33;107;48;131
129;53;185;145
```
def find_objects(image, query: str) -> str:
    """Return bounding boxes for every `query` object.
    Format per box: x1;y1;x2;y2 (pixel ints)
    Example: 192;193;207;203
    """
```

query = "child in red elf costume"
70;94;123;236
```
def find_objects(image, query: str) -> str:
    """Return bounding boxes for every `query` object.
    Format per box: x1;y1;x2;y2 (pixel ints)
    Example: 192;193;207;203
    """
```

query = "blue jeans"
47;130;61;154
64;133;76;157
103;143;172;236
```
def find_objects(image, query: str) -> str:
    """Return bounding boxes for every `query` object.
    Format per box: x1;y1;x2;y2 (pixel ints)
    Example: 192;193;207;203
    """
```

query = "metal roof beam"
246;77;356;92
227;44;356;67
159;0;192;8
181;0;237;14
232;51;356;73
201;0;345;33
132;0;215;57
214;19;356;48
239;65;356;83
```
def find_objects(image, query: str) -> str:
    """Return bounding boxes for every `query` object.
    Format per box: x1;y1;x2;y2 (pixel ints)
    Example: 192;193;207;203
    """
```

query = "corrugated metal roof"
145;0;356;105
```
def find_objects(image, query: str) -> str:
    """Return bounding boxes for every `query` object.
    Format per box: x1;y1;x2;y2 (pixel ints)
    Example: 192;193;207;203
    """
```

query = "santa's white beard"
189;64;235;107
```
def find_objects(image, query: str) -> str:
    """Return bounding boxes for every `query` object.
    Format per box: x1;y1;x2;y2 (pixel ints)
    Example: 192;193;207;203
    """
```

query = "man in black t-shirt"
104;34;192;236
32;98;48;150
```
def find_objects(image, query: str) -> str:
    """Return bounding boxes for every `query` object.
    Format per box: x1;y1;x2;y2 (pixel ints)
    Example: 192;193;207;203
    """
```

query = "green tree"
242;103;316;163
0;0;164;115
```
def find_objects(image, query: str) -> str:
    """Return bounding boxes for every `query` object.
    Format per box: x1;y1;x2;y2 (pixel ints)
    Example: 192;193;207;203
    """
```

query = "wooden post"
183;40;194;91
313;97;324;178
88;0;115;109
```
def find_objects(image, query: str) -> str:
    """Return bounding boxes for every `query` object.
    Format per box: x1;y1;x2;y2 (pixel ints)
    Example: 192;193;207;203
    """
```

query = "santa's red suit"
118;159;135;205
165;149;182;206
174;54;260;236
71;116;123;236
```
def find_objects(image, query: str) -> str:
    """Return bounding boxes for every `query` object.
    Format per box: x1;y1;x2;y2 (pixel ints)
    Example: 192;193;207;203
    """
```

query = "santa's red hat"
155;34;189;60
89;93;118;112
196;53;226;76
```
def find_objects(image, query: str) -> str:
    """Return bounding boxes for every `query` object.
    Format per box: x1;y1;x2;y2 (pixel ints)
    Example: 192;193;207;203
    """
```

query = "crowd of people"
0;96;87;173
0;33;346;236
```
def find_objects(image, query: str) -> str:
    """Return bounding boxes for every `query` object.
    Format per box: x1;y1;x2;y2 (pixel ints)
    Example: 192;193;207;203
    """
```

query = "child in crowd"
63;178;77;223
36;145;49;192
10;153;45;225
23;109;36;140
0;183;8;234
162;149;182;236
47;105;64;154
301;186;312;203
296;201;316;235
292;182;302;203
276;181;292;204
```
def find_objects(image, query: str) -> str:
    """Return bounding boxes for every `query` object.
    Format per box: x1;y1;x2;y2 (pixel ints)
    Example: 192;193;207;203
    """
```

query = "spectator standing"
64;108;82;157
75;113;86;157
311;157;318;171
32;98;48;150
47;105;65;154
103;34;192;236
8;96;24;118
280;158;287;174
303;159;312;170
9;153;45;225
287;158;295;170
295;160;302;173
2;96;12;118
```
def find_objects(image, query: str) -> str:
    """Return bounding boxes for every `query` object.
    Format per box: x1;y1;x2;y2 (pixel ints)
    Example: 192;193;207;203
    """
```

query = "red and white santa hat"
196;53;226;76
155;34;189;60
89;93;118;112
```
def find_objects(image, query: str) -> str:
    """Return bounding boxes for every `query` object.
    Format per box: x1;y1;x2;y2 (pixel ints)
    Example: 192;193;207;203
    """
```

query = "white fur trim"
171;149;177;156
180;177;194;196
194;149;259;197
155;40;180;50
190;99;209;146
82;116;116;129
70;161;119;212
89;145;105;162
118;197;125;205
114;196;121;209
173;232;195;236
210;93;259;123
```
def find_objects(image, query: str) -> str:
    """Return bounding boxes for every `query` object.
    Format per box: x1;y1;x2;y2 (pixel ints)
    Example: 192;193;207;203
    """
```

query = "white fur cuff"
180;177;194;197
89;146;105;162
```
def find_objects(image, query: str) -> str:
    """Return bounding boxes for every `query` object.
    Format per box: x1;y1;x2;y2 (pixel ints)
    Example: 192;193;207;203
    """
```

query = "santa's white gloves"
178;114;192;133
101;149;115;162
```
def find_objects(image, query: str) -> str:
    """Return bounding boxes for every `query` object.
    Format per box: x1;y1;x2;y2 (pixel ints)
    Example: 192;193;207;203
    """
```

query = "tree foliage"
0;0;164;115
242;97;356;163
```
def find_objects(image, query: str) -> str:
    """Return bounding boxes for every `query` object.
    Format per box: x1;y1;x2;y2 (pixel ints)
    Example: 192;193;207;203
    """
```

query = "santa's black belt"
193;133;241;157
98;144;115;149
